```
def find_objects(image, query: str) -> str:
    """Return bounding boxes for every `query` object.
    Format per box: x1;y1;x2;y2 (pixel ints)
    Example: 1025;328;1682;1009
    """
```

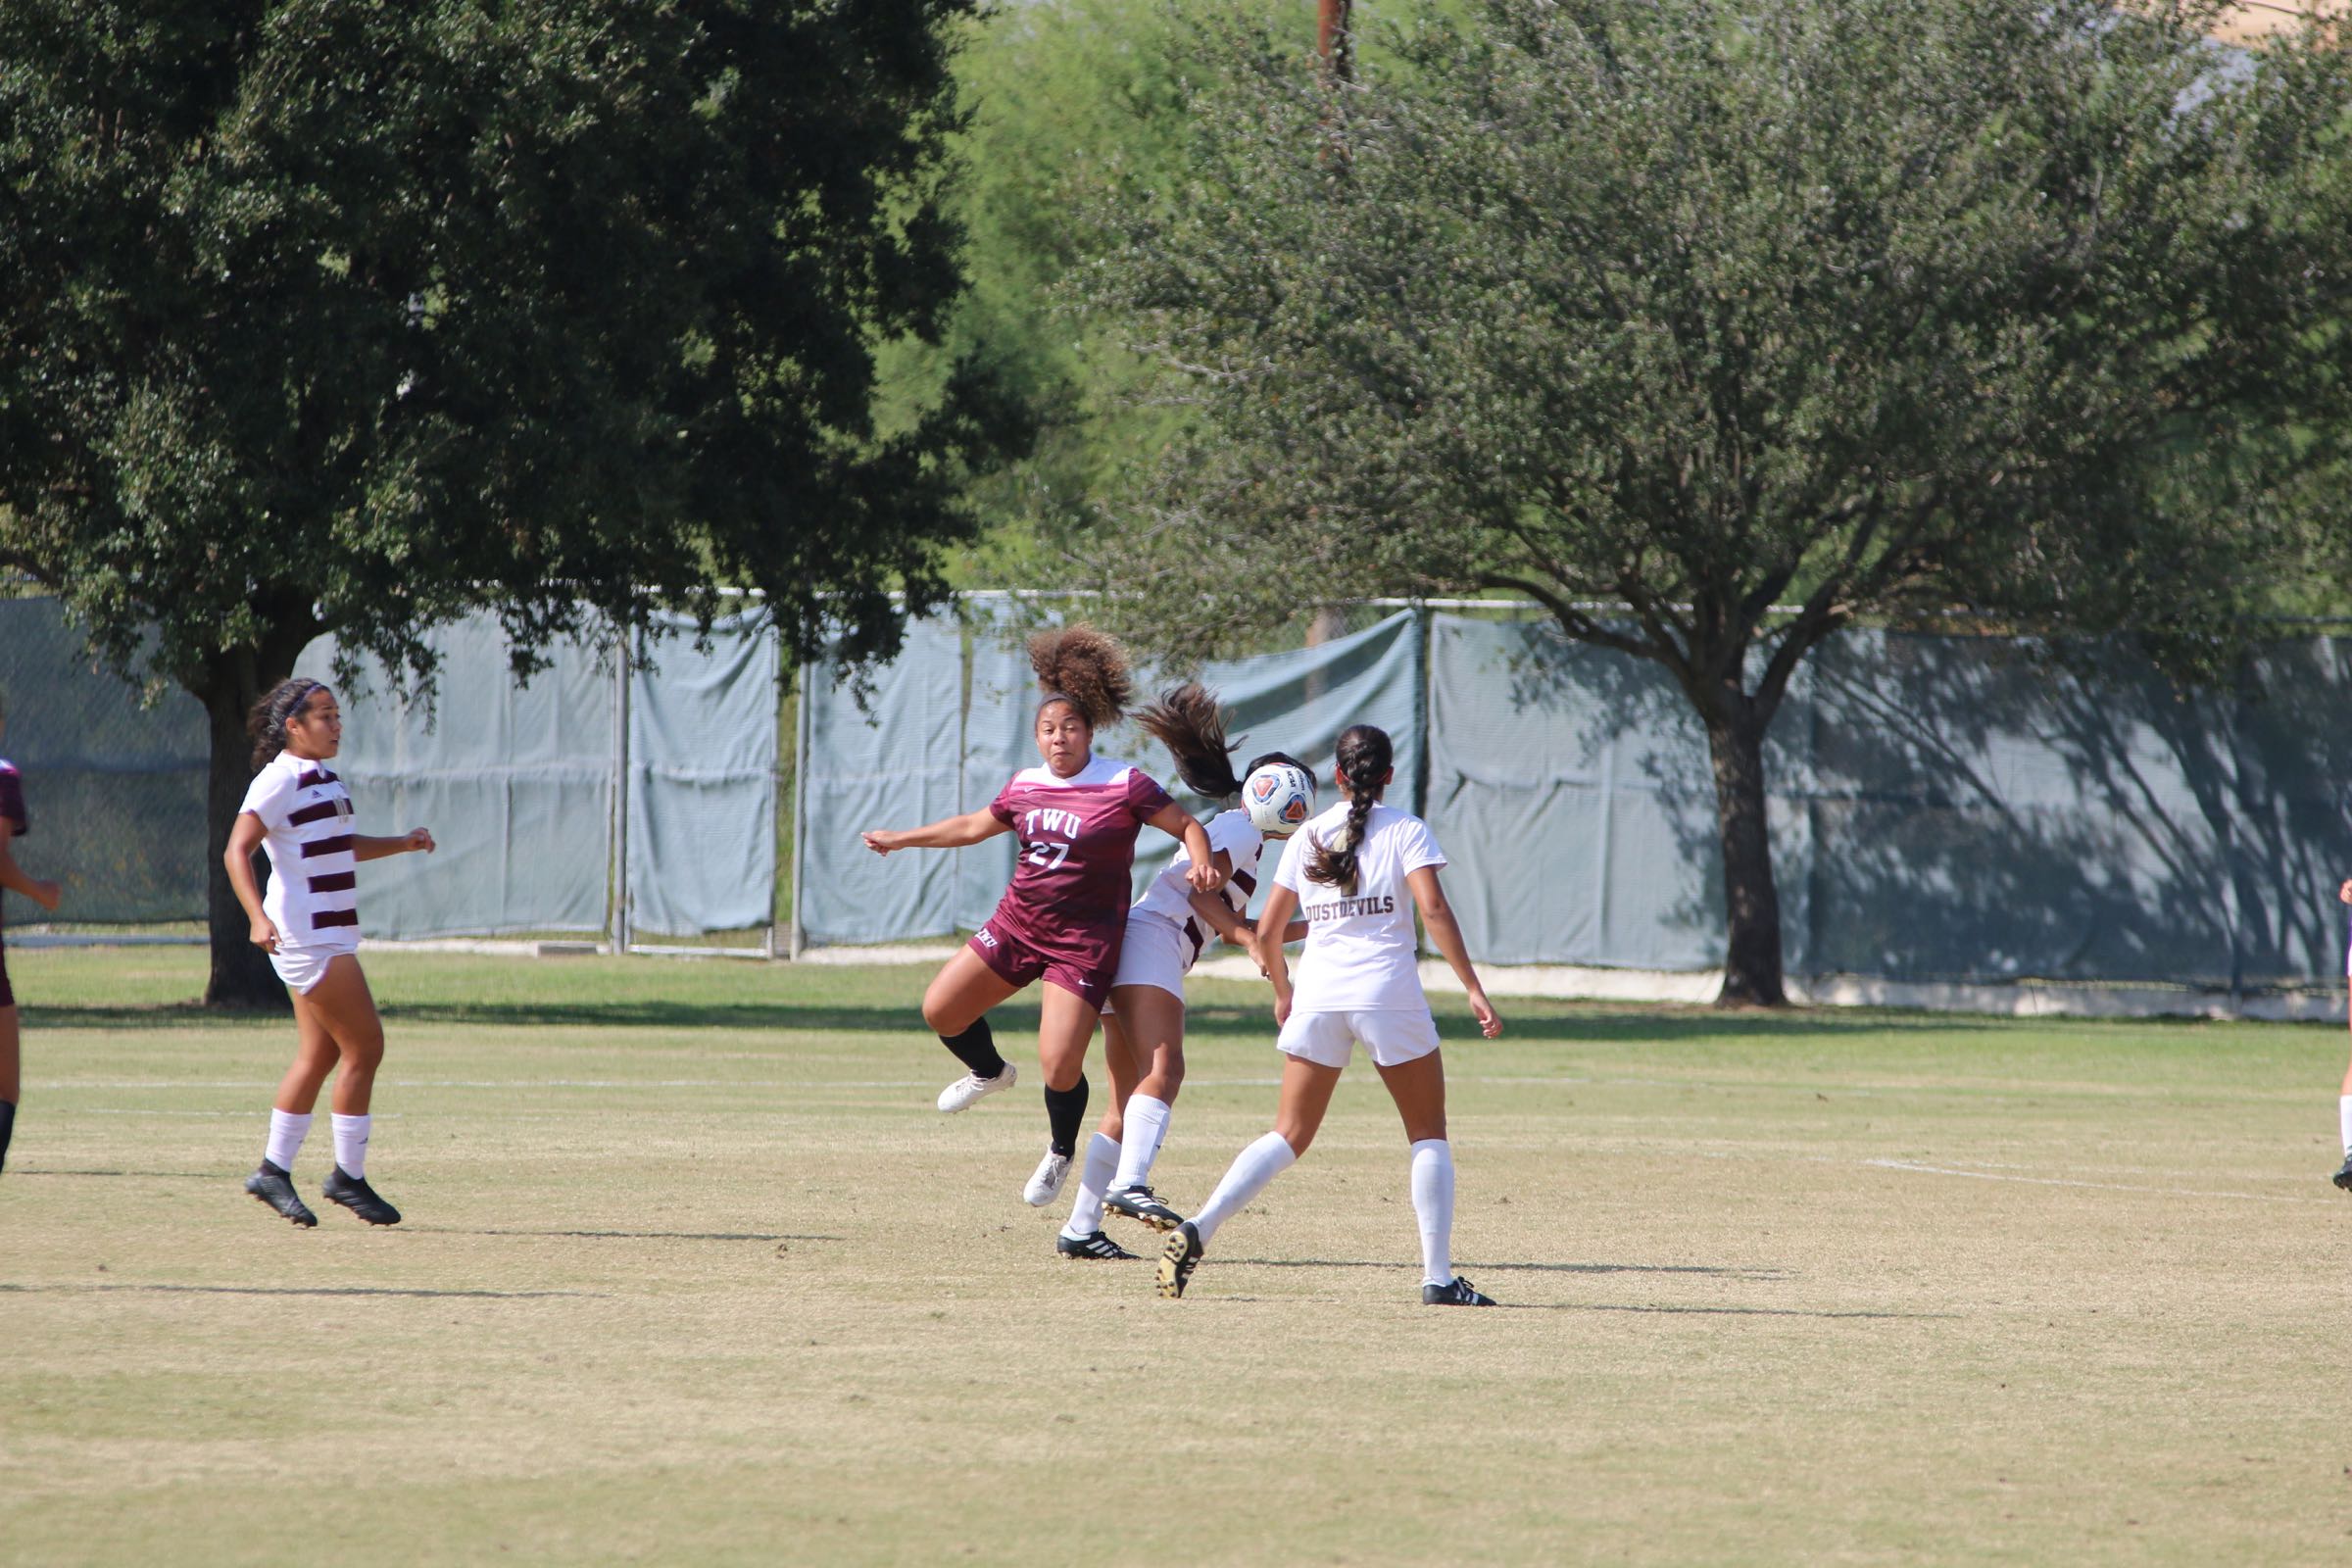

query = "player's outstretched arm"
1252;884;1299;1017
355;829;436;862
1407;865;1500;1039
862;809;1008;856
1147;802;1223;894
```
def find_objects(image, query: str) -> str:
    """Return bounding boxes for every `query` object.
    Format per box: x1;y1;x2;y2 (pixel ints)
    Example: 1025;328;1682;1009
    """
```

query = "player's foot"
1103;1182;1185;1232
2333;1151;2352;1192
1421;1274;1496;1306
938;1062;1017;1114
244;1161;318;1228
321;1165;402;1226
1156;1220;1202;1298
1056;1229;1138;1260
1022;1149;1072;1206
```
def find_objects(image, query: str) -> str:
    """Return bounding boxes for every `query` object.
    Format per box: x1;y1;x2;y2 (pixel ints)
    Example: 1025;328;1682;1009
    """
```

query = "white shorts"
1276;1007;1442;1070
270;942;355;996
1102;913;1196;1014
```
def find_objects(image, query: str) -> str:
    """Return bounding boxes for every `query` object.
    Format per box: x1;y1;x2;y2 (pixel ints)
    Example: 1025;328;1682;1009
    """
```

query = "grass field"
3;947;2351;1565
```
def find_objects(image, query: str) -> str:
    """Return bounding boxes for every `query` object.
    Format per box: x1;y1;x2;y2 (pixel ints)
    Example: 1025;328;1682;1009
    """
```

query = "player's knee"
340;1031;385;1072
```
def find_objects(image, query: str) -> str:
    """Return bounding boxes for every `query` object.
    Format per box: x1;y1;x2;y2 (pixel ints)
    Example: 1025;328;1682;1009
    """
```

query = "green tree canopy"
0;1;1025;1003
1081;0;2352;1003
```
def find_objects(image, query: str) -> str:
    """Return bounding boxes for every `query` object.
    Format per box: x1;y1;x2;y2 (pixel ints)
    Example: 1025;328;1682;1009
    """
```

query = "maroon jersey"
967;756;1175;1009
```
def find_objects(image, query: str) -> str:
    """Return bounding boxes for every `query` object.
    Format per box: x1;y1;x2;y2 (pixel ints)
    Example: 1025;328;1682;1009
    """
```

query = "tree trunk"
1704;707;1788;1006
195;648;299;1010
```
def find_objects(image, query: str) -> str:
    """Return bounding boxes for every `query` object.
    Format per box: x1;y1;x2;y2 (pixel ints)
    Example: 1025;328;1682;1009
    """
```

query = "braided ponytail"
247;678;325;769
1136;683;1244;799
1303;724;1393;897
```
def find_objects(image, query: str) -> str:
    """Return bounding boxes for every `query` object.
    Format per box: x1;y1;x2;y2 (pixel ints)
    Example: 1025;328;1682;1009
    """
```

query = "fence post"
610;636;632;956
787;654;810;960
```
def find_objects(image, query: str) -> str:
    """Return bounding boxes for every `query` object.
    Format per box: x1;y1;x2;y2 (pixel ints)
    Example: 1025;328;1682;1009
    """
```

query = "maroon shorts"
967;912;1122;1011
0;933;12;1009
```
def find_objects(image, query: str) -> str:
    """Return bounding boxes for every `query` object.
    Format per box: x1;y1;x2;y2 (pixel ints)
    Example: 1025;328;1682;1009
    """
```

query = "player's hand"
28;876;60;911
250;916;281;954
861;830;897;857
405;827;436;855
1186;858;1225;895
1468;989;1502;1039
1272;988;1293;1026
2339;878;2352;905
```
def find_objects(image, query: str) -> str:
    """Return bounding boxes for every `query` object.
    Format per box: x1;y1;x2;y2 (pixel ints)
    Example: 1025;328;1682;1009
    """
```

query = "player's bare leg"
2334;1014;2352;1192
244;985;339;1226
1023;981;1101;1205
297;957;400;1224
922;948;1022;1113
0;1004;20;1175
1104;982;1189;1230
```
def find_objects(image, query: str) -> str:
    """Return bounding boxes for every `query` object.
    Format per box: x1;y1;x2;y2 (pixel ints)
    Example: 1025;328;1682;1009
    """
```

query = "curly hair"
1136;683;1244;799
247;677;329;769
1028;625;1132;731
1302;724;1393;897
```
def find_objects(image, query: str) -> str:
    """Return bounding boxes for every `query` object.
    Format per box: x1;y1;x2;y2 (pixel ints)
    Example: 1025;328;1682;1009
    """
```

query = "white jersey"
1272;800;1446;1012
1132;808;1265;956
238;750;361;952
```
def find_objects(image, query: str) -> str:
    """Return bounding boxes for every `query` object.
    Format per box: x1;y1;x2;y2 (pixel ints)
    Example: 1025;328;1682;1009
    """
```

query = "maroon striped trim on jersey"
1233;869;1258;896
1183;916;1205;962
308;871;357;895
288;799;342;827
311;908;360;930
295;767;340;790
300;834;355;858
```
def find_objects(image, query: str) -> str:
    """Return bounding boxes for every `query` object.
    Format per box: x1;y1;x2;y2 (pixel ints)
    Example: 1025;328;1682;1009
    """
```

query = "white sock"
264;1109;313;1173
2339;1095;2351;1155
1409;1138;1456;1287
1111;1095;1172;1191
331;1112;371;1179
1060;1132;1120;1239
1191;1131;1297;1247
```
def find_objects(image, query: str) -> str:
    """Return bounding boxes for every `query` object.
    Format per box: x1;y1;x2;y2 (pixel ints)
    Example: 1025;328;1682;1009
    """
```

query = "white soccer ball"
1243;762;1316;838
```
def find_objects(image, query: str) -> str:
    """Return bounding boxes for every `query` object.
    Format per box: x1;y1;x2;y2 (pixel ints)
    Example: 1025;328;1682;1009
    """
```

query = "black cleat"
245;1162;318;1228
1156;1220;1202;1298
2333;1152;2352;1192
1103;1183;1185;1233
1422;1274;1497;1306
321;1165;402;1226
1056;1229;1138;1260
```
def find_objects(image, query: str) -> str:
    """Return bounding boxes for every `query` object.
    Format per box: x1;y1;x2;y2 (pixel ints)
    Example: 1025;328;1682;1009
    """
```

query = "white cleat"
937;1062;1016;1114
1023;1149;1073;1206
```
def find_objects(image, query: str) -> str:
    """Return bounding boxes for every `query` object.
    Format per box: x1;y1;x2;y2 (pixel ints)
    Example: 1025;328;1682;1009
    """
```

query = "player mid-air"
1055;680;1316;1258
1157;722;1504;1305
228;678;436;1228
861;628;1221;1219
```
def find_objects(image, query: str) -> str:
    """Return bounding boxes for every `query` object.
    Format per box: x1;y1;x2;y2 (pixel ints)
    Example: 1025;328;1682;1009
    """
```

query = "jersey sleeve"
238;763;296;832
0;767;24;837
1206;808;1262;865
987;777;1020;826
1125;768;1175;822
1271;825;1311;893
1396;814;1447;874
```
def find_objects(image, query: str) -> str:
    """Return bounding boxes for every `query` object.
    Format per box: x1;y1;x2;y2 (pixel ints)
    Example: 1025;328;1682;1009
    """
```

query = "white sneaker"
937;1061;1016;1114
1023;1149;1073;1206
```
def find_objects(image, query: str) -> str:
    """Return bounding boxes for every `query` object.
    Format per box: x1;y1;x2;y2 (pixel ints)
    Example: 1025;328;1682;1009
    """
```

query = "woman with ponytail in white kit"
1157;722;1504;1306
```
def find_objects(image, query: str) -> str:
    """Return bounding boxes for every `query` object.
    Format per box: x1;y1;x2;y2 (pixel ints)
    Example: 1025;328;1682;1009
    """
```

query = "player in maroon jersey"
0;693;66;1177
862;627;1222;1225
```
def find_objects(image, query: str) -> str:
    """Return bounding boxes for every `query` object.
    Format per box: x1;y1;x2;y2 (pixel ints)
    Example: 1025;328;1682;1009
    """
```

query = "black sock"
939;1018;1007;1081
0;1099;15;1174
1043;1076;1090;1157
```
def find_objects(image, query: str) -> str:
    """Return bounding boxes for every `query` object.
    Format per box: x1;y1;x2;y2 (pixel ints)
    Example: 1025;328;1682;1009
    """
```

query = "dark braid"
1027;625;1132;730
1303;724;1393;897
1136;683;1244;799
247;678;326;769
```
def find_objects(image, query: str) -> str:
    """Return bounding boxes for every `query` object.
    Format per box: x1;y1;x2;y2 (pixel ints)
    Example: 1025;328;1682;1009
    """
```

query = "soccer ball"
1243;762;1315;837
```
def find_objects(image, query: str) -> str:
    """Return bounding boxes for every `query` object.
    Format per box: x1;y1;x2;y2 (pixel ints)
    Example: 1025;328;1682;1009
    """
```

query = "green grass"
3;948;2350;1565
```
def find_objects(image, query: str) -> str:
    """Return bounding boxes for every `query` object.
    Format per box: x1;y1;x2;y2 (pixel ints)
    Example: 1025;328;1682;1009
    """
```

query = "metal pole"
787;655;810;960
611;636;631;956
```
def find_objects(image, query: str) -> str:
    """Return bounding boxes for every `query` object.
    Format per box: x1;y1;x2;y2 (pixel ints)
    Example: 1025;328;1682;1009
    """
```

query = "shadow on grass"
1229;1256;1793;1281
412;1227;845;1244
0;1282;599;1300
1498;1301;1957;1320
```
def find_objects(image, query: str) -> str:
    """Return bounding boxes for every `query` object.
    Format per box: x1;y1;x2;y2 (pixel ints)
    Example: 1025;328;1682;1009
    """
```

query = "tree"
0;1;1026;1004
1080;0;2352;1003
